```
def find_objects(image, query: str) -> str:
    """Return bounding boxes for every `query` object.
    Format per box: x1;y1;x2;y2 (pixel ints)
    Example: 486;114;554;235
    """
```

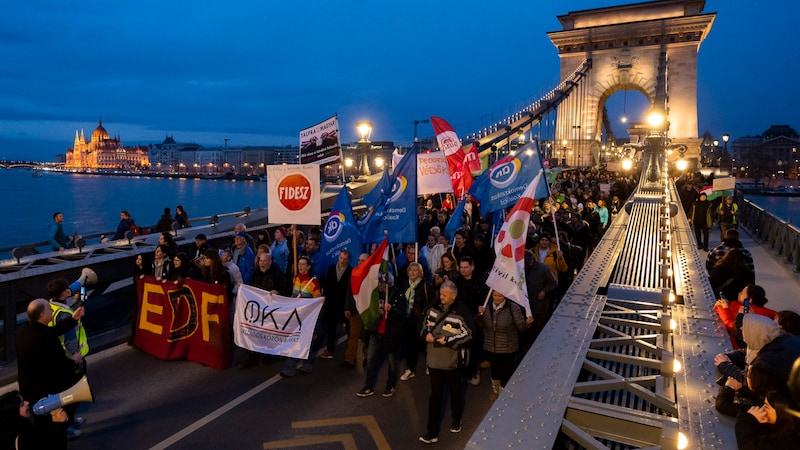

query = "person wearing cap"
193;233;209;260
270;227;290;274
232;231;255;284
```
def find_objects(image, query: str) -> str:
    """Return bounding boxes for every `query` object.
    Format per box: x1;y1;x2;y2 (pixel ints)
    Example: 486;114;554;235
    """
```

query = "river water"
2;169;800;253
0;169;269;251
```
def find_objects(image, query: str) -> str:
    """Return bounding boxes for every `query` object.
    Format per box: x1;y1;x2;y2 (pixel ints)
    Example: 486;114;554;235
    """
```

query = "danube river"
0;169;269;251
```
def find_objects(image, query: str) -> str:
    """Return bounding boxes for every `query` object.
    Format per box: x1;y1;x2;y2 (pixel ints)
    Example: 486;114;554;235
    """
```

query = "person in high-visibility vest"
46;278;89;361
45;278;88;439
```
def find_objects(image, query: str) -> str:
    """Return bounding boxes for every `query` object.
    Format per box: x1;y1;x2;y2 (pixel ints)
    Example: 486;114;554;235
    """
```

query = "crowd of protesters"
677;172;800;448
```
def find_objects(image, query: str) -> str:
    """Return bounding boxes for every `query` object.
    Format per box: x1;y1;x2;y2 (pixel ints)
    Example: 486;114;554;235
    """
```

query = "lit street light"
356;121;373;177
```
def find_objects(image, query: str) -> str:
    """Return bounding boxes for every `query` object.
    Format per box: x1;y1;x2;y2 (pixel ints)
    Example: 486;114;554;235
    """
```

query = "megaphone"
33;375;94;416
68;267;98;295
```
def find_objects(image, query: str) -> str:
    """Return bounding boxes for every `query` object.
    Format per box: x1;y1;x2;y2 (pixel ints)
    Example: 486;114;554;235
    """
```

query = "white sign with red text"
267;165;320;225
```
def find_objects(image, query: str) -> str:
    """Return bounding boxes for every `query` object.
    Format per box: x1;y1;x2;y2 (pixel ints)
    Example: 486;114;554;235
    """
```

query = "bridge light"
622;158;633;171
647;110;666;129
675;159;688;171
678;432;689;449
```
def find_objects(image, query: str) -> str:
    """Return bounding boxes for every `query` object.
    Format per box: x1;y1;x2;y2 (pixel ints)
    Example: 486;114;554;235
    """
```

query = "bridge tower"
547;0;715;167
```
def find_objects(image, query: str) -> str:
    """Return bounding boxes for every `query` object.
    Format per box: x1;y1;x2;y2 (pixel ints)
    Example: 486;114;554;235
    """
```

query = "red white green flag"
350;238;389;329
485;169;547;318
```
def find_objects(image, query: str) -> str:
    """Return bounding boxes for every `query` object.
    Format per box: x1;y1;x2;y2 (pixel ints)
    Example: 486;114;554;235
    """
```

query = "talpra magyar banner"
267;164;321;225
299;115;341;165
233;284;324;360
135;276;231;370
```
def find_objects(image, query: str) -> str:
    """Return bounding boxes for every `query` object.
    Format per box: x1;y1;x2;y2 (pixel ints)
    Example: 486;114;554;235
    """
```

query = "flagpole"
550;199;562;253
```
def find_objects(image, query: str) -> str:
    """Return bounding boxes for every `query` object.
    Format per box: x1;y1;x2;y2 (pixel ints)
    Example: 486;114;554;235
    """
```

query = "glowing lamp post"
722;133;731;173
356;121;373;177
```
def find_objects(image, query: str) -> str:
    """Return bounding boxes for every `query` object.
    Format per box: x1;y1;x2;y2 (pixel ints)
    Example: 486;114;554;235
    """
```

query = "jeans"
426;367;464;436
364;334;398;389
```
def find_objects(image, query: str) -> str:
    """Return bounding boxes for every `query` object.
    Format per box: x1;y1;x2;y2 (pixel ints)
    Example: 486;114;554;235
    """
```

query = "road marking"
291;415;390;450
148;374;282;450
262;433;356;450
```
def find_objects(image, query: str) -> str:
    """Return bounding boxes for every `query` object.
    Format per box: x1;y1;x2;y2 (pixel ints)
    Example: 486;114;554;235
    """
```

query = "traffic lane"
70;346;494;449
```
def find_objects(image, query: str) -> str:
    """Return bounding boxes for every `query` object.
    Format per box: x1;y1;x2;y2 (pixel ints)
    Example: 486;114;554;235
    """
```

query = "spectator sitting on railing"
156;207;174;233
175;205;190;229
47;212;74;252
110;210;135;241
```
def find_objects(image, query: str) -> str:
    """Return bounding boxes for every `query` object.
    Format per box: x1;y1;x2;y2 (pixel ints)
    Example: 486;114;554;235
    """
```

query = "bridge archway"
547;0;715;166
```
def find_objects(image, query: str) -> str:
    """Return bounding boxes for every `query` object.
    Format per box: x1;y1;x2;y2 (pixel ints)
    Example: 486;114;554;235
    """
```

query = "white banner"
417;151;454;195
267;164;321;225
233;285;324;359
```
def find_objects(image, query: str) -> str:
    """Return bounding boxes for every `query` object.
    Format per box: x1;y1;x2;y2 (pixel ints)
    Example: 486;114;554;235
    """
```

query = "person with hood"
714;314;783;417
714;284;777;349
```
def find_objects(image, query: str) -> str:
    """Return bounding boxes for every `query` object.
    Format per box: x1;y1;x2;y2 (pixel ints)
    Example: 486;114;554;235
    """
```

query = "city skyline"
1;0;798;161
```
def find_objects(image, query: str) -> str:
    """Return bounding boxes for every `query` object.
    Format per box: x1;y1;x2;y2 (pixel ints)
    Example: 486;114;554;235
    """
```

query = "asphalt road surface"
65;342;496;449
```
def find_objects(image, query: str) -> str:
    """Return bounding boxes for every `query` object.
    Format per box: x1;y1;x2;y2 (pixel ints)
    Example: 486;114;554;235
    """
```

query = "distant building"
148;135;201;171
731;125;800;179
65;120;149;170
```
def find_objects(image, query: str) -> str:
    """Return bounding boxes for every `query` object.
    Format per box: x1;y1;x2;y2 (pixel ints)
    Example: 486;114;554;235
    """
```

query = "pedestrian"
419;280;474;444
690;193;712;251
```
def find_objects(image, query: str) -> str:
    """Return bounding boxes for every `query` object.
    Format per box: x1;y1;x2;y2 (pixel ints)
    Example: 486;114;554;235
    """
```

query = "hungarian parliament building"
62;120;302;174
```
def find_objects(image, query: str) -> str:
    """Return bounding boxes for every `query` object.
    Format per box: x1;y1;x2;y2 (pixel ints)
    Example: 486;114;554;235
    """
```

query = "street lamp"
356;121;373;177
412;119;429;143
561;139;568;166
722;133;730;173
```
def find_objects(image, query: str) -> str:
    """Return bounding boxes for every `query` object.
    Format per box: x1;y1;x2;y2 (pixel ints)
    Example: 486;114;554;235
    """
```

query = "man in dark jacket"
321;249;352;359
690;193;712;251
419;281;474;444
16;298;85;449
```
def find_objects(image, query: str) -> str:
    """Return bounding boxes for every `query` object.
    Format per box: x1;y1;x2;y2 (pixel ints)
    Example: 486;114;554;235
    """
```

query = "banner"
299;115;341;165
135;276;230;369
430;116;464;173
233;285;324;359
463;142;482;175
359;147;418;244
485;170;547;318
321;185;363;270
469;141;548;216
267;164;321;225
417;151;453;195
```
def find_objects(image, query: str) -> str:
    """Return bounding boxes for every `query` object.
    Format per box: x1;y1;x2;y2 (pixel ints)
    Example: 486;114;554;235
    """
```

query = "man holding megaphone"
16;298;87;449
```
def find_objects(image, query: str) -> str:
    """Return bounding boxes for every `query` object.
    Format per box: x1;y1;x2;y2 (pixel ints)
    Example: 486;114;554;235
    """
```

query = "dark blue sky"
1;0;797;161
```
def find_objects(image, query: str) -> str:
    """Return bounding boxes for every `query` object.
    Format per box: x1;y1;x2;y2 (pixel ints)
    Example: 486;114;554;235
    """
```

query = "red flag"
463;142;482;174
431;116;465;179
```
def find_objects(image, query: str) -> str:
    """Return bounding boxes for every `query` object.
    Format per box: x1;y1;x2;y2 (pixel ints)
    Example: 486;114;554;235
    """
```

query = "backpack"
130;222;140;236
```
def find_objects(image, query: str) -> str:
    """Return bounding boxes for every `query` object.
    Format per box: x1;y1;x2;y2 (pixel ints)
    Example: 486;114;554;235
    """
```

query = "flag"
351;238;389;329
233;285;324;359
469;141;548;216
359;147;418;244
431;116;465;175
444;197;467;242
321;186;363;269
485;169;547;318
700;185;732;201
361;166;391;210
463;142;482;175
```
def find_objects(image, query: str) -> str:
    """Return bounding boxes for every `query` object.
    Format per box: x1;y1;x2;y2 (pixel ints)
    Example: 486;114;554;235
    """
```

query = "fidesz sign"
267;165;321;225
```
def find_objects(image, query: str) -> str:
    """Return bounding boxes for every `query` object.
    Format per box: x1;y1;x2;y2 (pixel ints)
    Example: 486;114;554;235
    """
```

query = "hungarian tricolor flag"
485;169;548;318
350;238;389;329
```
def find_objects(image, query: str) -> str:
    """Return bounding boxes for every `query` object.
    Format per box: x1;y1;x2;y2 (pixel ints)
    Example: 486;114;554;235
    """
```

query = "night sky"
0;0;797;161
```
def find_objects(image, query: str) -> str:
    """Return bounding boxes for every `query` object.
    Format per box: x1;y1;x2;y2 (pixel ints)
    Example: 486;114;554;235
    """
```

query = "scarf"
406;278;421;315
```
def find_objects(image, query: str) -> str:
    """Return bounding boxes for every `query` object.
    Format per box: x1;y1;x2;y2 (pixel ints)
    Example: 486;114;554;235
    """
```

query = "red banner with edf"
135;276;231;369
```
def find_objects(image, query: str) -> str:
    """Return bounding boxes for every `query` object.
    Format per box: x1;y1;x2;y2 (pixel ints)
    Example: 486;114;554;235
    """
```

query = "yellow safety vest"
49;301;89;357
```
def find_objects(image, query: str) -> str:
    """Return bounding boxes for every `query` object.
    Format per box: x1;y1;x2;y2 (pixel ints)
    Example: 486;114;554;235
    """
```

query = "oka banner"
299;115;341;165
233;285;325;360
135;276;231;369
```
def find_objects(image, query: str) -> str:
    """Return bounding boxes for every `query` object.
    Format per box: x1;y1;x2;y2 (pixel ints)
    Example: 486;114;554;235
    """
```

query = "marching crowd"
679;172;800;449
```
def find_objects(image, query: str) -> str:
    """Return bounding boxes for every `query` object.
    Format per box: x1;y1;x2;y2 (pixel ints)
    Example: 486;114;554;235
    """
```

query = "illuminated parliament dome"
65;119;149;170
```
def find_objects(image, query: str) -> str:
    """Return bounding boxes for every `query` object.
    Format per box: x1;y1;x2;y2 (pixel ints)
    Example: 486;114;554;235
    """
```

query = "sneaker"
469;372;481;386
73;416;85;428
382;386;396;397
400;369;416;381
67;426;81;440
450;421;462;433
356;387;374;397
419;434;439;444
319;349;334;359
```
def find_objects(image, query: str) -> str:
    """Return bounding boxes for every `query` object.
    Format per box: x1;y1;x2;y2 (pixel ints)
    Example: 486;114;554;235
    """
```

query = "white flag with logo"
233;285;324;359
267;164;320;225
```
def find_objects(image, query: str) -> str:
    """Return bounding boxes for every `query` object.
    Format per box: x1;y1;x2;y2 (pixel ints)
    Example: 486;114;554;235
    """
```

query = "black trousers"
426;367;463;436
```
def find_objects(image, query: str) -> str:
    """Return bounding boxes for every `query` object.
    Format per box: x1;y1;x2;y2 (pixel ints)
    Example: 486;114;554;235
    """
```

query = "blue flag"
444;197;467;242
361;167;392;211
321;186;364;270
360;147;419;244
468;141;548;217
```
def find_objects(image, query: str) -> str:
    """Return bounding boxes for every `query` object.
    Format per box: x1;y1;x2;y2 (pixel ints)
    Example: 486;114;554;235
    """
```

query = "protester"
342;253;369;369
150;244;173;280
419;280;474;444
690;193;712;251
477;290;531;400
270;227;290;274
398;262;433;382
320;249;352;360
281;256;323;377
714;284;776;348
156;207;174;232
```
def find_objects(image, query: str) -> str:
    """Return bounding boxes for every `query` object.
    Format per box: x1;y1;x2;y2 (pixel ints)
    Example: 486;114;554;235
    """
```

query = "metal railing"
738;197;800;269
